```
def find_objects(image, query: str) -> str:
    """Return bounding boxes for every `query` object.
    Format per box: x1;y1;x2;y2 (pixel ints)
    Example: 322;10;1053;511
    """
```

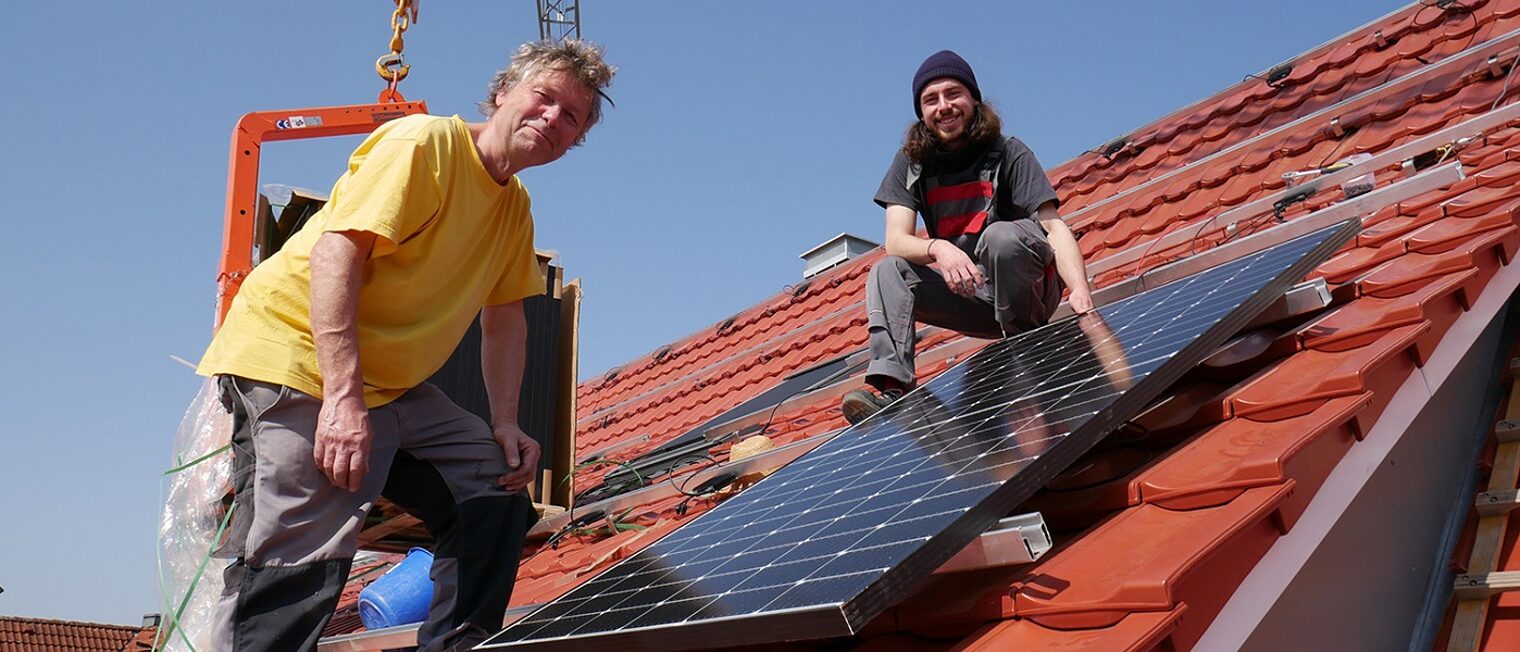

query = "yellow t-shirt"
198;114;545;407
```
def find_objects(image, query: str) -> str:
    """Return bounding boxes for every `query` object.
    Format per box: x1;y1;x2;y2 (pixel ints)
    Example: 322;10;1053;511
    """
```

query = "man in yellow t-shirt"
199;41;615;652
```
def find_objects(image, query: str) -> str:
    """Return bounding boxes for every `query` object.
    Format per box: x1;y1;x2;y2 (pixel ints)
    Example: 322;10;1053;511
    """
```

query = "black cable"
752;382;811;442
565;458;643;528
664;453;722;496
675;471;742;516
1315;128;1355;170
521;509;608;565
1412;1;1477;65
709;369;829;450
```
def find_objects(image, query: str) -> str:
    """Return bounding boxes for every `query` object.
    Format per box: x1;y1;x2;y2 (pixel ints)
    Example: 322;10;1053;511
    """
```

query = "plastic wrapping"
156;377;234;651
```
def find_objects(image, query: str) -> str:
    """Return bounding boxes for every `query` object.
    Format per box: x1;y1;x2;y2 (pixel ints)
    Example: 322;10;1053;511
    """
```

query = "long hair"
903;102;1003;165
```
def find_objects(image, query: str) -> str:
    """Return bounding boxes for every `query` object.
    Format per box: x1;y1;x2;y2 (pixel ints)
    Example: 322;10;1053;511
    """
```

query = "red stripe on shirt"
935;211;989;238
925;181;994;204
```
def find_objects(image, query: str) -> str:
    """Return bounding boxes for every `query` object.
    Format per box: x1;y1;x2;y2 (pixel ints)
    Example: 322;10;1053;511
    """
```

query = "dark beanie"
912;50;981;118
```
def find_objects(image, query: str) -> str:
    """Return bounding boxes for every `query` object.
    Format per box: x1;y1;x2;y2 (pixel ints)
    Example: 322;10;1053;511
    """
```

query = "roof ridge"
0;615;141;631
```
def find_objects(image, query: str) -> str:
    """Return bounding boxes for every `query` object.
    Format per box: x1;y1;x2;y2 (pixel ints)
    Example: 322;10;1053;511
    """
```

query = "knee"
982;222;1049;266
868;255;913;288
872;255;912;276
980;222;1032;256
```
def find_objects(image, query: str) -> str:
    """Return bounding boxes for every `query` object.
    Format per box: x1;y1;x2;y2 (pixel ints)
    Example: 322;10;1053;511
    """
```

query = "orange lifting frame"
214;100;429;327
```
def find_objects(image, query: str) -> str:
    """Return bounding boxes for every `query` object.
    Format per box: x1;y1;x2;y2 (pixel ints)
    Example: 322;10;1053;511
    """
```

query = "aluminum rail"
1053;161;1465;320
933;512;1052;573
1063;29;1520;227
1073;1;1418;161
1085;101;1520;279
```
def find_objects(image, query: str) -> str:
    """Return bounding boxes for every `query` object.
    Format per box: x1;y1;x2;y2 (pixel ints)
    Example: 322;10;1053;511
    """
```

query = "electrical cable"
665;453;723;496
674;470;742;516
565;458;643;525
1493;48;1520;111
1412;1;1477;65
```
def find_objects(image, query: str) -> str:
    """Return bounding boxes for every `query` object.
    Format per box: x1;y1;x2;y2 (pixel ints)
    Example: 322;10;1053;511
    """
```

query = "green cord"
157;500;237;652
161;444;231;476
561;458;644;489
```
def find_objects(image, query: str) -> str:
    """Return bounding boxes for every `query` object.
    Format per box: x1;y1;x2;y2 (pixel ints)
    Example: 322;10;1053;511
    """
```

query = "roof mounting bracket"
933;512;1053;573
1374;29;1392;50
1329;117;1348;139
1101;137;1130;159
1265;62;1294;88
1488;54;1511;79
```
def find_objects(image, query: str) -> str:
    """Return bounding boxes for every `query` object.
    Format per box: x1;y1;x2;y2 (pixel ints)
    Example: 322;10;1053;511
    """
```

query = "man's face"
492;69;596;169
918;78;976;146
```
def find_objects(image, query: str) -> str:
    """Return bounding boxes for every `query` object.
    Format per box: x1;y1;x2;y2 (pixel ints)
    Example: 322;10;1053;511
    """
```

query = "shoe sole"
841;394;882;426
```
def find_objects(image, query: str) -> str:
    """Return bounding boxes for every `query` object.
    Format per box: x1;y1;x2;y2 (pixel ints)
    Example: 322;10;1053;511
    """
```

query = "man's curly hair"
480;39;617;146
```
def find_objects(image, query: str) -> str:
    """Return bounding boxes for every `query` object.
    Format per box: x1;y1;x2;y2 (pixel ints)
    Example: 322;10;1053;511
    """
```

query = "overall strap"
915;137;1008;240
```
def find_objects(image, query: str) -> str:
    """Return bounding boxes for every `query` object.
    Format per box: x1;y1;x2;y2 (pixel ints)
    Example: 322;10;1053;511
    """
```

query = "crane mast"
536;0;581;41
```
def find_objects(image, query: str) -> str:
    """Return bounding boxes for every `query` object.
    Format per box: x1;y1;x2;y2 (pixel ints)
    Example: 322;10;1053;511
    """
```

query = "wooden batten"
552;278;582;508
1448;352;1520;651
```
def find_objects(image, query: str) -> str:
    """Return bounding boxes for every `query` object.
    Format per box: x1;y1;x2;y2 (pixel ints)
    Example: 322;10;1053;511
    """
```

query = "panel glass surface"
482;222;1353;650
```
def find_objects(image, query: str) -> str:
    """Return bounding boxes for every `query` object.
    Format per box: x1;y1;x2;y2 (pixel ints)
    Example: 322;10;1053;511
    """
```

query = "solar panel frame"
482;219;1360;652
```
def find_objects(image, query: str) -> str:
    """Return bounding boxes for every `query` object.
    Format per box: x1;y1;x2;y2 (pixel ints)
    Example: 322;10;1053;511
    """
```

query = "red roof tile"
953;607;1184;652
0;616;143;652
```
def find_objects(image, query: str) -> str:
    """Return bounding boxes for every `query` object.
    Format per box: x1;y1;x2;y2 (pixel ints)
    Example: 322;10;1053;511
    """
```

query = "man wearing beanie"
841;50;1094;424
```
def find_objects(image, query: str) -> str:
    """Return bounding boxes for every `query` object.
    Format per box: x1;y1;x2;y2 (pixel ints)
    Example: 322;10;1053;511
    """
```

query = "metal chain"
376;0;418;101
388;0;414;55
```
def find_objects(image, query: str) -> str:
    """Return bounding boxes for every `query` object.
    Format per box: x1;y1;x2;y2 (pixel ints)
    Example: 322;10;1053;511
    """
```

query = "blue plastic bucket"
358;547;435;630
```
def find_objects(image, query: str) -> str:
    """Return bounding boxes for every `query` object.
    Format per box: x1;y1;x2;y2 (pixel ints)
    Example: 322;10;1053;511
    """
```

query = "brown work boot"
841;387;905;426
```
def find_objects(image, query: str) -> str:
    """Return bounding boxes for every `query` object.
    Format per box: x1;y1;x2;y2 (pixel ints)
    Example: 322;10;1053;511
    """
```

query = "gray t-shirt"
873;135;1061;225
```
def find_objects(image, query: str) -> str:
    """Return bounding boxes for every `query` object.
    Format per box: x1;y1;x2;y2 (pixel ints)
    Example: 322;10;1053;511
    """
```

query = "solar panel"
483;219;1359;651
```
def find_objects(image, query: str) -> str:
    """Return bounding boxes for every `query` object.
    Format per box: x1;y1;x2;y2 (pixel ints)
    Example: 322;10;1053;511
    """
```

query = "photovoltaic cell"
482;220;1359;651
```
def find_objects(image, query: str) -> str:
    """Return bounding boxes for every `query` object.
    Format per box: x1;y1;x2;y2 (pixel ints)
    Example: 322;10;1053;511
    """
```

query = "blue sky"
0;0;1406;626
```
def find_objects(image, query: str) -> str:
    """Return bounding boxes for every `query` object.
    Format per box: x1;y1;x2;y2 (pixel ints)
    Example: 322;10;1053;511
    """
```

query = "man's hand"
930;240;985;297
494;422;541;491
1068;286;1095;315
314;396;373;492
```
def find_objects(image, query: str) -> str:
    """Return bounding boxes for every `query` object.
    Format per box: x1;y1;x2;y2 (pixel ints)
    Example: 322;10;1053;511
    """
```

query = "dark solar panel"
483;220;1358;651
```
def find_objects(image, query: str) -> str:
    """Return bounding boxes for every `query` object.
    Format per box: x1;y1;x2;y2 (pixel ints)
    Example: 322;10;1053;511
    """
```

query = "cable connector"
1272;188;1316;222
674;471;741;516
545;510;606;549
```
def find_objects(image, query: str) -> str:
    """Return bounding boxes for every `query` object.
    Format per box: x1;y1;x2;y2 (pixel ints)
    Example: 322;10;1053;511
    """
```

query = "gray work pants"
211;376;537;652
865;219;1062;388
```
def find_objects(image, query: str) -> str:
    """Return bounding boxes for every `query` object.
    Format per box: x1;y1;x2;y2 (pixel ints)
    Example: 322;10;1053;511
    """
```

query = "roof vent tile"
800;233;879;279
